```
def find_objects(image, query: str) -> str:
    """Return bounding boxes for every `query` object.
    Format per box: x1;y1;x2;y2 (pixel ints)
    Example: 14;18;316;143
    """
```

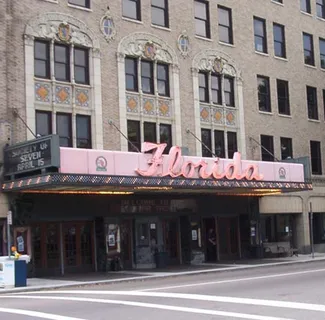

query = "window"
319;38;325;69
272;0;283;3
300;0;311;13
199;72;209;102
56;113;72;147
34;40;50;79
211;74;222;104
36;111;52;137
194;0;210;38
125;58;138;92
123;0;141;20
215;130;225;158
310;141;322;175
273;23;286;58
280;137;293;160
257;76;271;112
74;48;89;85
317;0;325;18
227;131;237;158
127;120;141;152
141;61;154;94
144;122;157;143
201;129;212;157
261;135;274;162
160;123;172;154
254;17;267;53
277;79;290;115
306;86;318;120
54;44;70;82
224;76;234;107
76;115;91;149
151;0;169;28
218;6;233;44
303;33;315;66
323;90;325;120
68;0;90;8
157;63;169;96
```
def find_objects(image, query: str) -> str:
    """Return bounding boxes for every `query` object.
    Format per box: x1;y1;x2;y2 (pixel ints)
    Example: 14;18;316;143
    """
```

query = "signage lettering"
136;142;264;181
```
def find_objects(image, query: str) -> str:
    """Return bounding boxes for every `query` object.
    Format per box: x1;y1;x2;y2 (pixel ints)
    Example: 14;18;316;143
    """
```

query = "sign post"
7;211;12;258
310;202;314;259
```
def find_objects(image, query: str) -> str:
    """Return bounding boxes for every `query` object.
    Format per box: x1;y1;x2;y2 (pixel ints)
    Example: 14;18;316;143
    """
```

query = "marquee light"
20;190;134;195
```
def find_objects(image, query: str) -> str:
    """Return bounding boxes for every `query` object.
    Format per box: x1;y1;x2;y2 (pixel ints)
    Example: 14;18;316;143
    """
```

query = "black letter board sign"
3;135;60;177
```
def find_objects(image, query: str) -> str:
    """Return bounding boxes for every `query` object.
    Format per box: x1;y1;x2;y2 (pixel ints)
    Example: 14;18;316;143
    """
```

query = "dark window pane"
160;124;172;154
257;76;271;112
261;135;274;162
75;67;87;84
152;7;166;27
125;57;138;91
157;63;169;96
280;137;293;160
56;113;72;147
199;72;208;102
55;45;68;63
201;129;212;157
76;115;91;149
307;86;318;120
127;120;141;152
277;79;290;115
224;77;234;107
36;111;52;137
35;41;48;60
303;33;314;65
141;61;154;94
54;44;70;81
123;0;140;20
214;130;225;158
218;6;232;44
68;0;89;7
319;38;325;69
74;48;89;84
300;0;311;13
273;24;286;58
227;132;237;158
195;0;210;38
35;61;48;78
254;17;267;53
34;41;50;78
310;141;322;174
144;122;157;143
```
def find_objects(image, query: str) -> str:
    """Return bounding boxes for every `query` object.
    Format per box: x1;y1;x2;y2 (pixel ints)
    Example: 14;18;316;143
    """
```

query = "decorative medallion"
226;111;235;125
213;57;224;74
75;89;89;107
214;110;223;122
143;99;154;114
279;167;286;179
200;107;209;121
96;156;107;172
57;22;71;42
143;42;156;60
159;100;170;117
35;83;50;102
100;8;116;43
177;30;190;58
126;95;138;113
55;86;70;104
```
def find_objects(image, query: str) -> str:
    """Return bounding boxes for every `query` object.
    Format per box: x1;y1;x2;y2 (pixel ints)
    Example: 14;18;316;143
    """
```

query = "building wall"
1;0;325;250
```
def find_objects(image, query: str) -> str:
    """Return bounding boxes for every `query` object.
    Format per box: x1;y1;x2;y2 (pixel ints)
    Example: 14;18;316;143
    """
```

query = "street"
1;261;325;320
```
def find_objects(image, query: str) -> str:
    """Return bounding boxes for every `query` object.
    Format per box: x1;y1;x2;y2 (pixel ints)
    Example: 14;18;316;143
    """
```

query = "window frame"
300;0;311;13
273;23;286;58
227;131;237;159
54;43;70;82
280;137;293;160
254;17;267;53
68;0;90;8
157;63;170;97
151;0;169;28
214;130;226;158
310;140;322;175
76;114;92;149
199;71;209;103
261;135;275;162
123;0;141;21
316;0;325;18
224;76;235;107
125;57;138;92
217;5;233;44
276;79;290;115
36;110;52;137
306;86;319;120
56;112;73;148
159;123;172;154
201;128;212;157
319;38;325;69
194;0;211;39
211;73;222;105
257;75;271;112
141;60;154;95
74;47;89;85
127;120;141;152
303;32;315;66
34;40;50;79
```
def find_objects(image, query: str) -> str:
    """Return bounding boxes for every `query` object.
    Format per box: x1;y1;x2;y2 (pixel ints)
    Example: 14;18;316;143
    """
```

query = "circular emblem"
279;167;286;179
96;156;107;172
58;23;71;42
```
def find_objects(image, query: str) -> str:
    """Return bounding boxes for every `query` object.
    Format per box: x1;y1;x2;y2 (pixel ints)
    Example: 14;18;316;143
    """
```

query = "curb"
1;257;325;295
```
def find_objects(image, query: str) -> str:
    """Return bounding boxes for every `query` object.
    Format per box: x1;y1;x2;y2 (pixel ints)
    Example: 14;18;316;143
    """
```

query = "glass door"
64;223;78;267
218;216;239;260
80;223;93;267
162;218;179;264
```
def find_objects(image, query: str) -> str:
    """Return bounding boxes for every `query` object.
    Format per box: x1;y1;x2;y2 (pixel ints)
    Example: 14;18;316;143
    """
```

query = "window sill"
271;1;284;6
274;55;288;62
67;3;92;11
74;82;91;88
304;64;317;69
40;0;58;3
255;51;269;57
34;77;52;82
195;35;213;42
308;118;320;123
151;24;171;32
316;16;325;22
219;41;235;48
122;17;143;24
259;110;273;115
278;113;292;118
300;10;313;17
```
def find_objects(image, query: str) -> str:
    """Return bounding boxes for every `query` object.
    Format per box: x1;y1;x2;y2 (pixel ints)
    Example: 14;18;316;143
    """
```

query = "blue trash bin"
14;260;27;287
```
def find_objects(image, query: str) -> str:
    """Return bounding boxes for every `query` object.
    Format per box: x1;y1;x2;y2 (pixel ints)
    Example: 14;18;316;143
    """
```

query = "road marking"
1;295;293;320
135;267;325;291
0;307;86;320
21;290;325;313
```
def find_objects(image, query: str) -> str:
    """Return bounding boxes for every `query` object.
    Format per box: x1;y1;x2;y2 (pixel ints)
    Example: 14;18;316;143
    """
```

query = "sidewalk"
1;253;324;294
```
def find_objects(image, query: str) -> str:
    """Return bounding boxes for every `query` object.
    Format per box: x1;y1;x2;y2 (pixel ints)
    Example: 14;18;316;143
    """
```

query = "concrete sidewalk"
1;253;324;295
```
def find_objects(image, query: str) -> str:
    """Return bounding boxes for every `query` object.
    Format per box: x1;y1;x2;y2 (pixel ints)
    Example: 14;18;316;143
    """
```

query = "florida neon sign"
136;142;264;181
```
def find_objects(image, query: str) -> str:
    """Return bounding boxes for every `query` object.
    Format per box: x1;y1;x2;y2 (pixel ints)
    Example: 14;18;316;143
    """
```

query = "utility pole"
309;202;314;259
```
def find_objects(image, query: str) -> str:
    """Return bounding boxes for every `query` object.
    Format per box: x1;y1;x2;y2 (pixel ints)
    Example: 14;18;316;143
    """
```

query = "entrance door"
218;216;240;260
203;218;217;262
162;218;179;264
120;219;133;269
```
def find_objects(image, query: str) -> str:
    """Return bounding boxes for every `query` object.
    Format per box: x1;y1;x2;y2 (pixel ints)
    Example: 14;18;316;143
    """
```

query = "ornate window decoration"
192;49;246;158
100;8;116;43
177;30;190;58
117;32;182;151
24;13;103;149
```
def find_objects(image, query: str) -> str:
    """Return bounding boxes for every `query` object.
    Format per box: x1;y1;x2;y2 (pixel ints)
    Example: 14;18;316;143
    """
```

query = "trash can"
14;260;27;287
154;252;168;268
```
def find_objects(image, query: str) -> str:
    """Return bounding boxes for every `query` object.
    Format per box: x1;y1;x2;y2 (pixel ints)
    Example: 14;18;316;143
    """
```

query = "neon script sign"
136;142;264;181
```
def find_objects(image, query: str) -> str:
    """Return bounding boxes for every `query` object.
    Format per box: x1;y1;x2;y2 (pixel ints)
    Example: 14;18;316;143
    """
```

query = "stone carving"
100;8;116;43
193;49;241;79
25;12;100;49
118;32;178;65
177;30;190;58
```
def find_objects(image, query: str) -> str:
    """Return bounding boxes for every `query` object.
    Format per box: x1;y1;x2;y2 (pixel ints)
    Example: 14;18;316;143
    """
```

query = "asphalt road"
2;261;325;320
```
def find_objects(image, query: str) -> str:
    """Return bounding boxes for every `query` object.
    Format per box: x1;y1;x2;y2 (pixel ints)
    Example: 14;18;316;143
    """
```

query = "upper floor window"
303;33;315;66
280;137;293;160
194;0;210;38
123;0;141;21
310;140;322;175
257;75;271;112
300;0;311;13
273;0;283;3
261;135;274;162
317;0;325;18
254;17;267;53
151;0;169;28
68;0;90;8
273;23;286;58
199;72;234;107
125;57;170;96
218;6;233;44
34;40;89;84
56;113;73;147
306;86;318;120
76;115;92;149
277;79;290;115
36;111;52;137
319;38;325;69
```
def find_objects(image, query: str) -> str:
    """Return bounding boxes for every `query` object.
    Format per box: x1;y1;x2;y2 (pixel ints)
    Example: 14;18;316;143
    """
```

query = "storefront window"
313;213;325;244
261;214;293;244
